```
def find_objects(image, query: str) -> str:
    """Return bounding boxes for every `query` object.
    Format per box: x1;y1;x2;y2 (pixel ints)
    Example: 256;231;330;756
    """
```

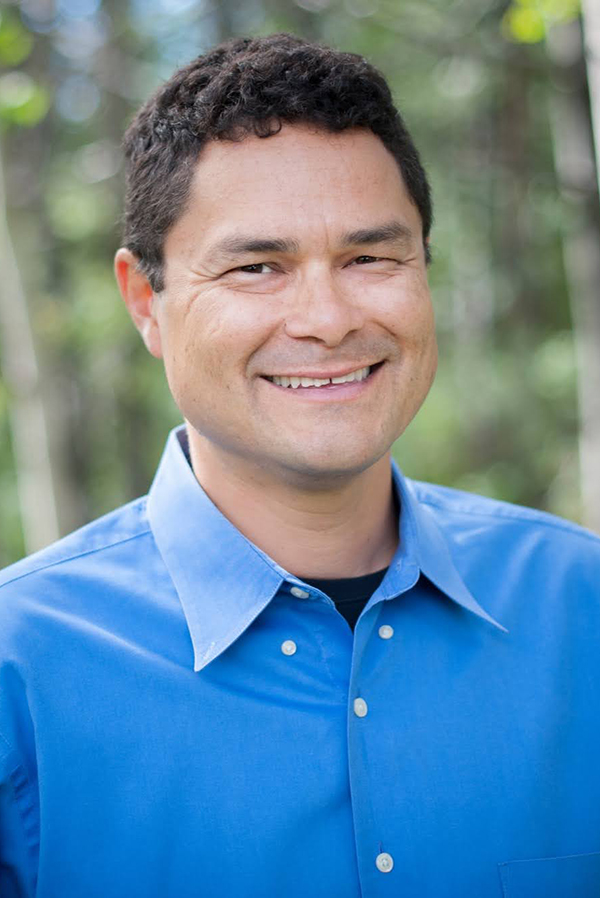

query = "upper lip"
261;362;380;379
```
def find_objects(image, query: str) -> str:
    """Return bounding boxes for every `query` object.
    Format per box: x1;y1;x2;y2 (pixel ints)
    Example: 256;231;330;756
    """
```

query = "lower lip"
260;364;383;402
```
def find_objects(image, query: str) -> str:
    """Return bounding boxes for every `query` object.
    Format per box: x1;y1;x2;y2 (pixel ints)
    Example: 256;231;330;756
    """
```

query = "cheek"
414;302;437;350
412;314;438;385
380;283;436;346
162;292;278;388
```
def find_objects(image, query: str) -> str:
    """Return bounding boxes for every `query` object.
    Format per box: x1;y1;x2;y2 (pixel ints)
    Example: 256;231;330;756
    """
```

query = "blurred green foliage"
0;71;49;126
503;0;580;43
0;9;32;66
0;9;49;128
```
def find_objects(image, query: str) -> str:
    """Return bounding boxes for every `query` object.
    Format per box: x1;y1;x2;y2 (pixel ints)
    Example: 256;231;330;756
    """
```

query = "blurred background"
0;0;599;565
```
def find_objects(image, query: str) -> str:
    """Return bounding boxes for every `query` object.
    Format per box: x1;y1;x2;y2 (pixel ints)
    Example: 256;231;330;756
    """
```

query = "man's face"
151;124;437;485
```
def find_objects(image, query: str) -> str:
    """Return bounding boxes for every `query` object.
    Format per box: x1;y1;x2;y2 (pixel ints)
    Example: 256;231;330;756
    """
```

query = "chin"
271;445;389;487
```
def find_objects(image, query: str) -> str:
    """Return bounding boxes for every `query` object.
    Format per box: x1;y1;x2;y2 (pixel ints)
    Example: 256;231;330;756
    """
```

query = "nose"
283;267;365;347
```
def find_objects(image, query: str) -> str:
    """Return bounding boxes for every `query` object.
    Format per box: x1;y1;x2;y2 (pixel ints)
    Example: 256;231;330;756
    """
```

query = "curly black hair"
122;33;432;292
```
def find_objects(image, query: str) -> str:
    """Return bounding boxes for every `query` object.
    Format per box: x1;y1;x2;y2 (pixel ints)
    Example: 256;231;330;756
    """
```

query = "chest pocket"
498;852;600;897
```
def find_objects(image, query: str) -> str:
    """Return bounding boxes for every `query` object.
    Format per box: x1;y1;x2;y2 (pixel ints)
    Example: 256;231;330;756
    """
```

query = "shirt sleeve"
0;734;37;898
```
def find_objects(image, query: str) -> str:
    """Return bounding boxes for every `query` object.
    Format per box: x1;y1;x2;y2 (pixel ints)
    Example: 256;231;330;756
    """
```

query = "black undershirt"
301;568;388;631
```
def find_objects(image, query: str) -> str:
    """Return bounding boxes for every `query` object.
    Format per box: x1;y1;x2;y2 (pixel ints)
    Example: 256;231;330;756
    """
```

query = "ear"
114;248;163;359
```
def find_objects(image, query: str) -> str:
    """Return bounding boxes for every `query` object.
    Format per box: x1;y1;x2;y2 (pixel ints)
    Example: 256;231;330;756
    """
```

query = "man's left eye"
350;255;400;268
354;255;380;264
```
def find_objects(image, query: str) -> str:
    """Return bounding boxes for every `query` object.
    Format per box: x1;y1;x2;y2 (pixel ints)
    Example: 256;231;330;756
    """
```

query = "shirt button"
376;852;394;873
290;586;309;599
281;640;297;656
353;697;368;717
378;624;394;639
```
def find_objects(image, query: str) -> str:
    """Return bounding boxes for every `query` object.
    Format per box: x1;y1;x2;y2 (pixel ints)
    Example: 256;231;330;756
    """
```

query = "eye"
232;263;275;275
353;255;381;265
349;255;400;268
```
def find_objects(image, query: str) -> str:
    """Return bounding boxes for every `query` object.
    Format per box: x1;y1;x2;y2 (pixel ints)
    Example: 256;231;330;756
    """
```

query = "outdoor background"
0;0;599;565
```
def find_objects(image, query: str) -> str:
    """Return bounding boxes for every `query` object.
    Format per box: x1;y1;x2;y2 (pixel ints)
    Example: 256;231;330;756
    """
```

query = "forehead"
168;124;420;253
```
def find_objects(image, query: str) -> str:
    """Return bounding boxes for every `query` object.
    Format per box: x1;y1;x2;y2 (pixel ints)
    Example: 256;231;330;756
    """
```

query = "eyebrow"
207;220;415;260
340;220;415;247
208;236;301;259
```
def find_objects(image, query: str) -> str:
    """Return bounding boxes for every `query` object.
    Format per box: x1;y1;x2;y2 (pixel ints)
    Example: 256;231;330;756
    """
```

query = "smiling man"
1;33;600;898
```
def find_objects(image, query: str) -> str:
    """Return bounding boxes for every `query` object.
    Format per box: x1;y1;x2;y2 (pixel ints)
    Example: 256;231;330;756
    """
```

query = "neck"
186;428;398;580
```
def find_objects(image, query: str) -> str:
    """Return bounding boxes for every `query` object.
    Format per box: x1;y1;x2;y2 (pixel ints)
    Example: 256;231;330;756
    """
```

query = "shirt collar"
388;464;507;633
147;426;505;672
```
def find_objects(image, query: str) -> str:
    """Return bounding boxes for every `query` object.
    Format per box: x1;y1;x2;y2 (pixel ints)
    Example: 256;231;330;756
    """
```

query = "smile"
264;365;375;389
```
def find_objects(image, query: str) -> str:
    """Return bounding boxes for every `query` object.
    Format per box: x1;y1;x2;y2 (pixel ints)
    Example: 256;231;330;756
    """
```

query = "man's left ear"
114;248;163;359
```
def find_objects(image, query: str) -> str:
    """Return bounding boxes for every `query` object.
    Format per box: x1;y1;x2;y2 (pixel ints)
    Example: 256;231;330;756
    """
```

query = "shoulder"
0;496;151;590
0;496;155;771
410;478;598;540
0;497;153;631
408;478;600;569
406;479;600;628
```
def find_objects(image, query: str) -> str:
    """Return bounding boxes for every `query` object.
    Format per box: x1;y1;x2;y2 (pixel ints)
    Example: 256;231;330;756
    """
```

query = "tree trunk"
547;19;600;533
0;136;60;553
582;0;600;196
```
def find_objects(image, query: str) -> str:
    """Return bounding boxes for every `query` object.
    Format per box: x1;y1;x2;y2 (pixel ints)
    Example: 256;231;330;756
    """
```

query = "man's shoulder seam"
411;483;600;546
0;527;153;593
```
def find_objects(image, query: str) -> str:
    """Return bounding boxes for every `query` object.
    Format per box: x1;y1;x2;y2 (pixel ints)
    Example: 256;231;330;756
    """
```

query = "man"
1;32;599;898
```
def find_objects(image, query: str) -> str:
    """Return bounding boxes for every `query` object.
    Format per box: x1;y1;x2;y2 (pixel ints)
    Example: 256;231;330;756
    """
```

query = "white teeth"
270;366;371;388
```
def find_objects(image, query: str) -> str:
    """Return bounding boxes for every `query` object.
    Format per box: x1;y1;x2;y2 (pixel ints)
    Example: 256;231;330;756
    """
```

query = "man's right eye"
233;263;274;274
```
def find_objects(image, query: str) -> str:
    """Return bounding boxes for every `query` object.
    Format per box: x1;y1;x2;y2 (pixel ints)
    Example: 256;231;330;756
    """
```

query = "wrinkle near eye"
184;263;223;283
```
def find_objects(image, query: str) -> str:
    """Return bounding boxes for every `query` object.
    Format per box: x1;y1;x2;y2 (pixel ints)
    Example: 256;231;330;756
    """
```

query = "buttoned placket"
285;573;413;892
348;604;391;886
343;555;421;893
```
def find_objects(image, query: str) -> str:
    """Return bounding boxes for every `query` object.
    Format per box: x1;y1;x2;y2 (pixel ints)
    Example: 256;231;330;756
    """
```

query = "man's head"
116;35;438;490
121;33;432;293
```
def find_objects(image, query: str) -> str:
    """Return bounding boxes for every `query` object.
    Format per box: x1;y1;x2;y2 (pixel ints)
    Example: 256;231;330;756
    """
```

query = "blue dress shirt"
1;425;600;897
